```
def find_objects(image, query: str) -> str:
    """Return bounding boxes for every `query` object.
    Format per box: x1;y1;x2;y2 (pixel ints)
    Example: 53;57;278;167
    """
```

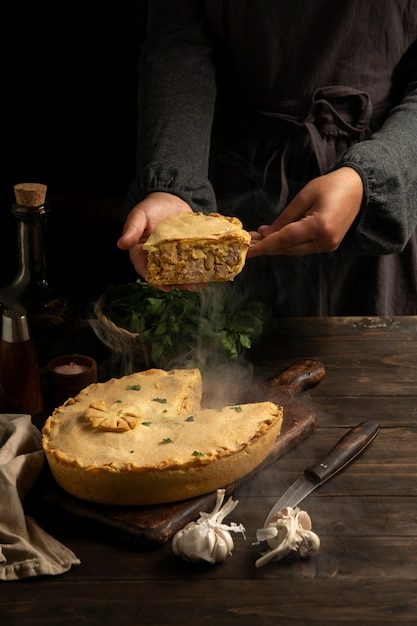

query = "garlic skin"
255;506;320;568
172;489;246;564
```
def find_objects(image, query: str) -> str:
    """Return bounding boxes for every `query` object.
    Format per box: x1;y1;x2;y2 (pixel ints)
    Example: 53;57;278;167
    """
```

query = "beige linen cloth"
0;413;80;580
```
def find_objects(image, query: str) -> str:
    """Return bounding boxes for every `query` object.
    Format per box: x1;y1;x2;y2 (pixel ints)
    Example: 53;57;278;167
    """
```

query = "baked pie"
42;368;283;506
143;212;251;285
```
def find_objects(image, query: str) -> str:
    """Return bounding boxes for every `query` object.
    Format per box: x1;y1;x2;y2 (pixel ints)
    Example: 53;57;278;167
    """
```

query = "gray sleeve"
125;0;217;214
339;81;417;254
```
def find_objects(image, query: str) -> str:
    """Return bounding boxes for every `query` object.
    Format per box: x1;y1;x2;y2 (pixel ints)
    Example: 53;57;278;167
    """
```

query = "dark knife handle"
270;359;326;396
304;420;380;485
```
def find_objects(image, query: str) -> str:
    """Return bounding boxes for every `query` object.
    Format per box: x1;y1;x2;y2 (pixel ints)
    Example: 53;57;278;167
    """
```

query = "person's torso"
205;0;417;113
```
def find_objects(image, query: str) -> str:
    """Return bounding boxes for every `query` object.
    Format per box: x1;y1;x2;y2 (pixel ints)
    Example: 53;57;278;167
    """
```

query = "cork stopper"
14;182;47;207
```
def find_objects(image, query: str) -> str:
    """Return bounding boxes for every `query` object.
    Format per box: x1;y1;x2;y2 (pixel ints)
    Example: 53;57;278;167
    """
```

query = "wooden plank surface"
3;317;417;626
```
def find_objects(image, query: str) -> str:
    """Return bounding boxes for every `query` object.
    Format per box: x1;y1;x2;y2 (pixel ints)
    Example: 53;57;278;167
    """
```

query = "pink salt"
54;362;88;375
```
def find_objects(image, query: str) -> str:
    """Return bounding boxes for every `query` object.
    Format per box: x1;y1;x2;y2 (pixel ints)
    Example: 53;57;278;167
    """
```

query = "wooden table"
2;316;417;625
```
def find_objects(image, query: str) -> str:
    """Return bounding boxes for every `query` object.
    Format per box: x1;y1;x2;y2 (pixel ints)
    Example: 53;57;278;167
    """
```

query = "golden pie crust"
42;368;283;506
143;212;251;285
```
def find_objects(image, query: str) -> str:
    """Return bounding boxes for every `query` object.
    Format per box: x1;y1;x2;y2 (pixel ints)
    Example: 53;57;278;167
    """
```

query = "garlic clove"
298;530;321;558
255;506;320;568
172;489;246;564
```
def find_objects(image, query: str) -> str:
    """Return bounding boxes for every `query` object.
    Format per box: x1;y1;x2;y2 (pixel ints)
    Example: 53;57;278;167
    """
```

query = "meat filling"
147;242;246;284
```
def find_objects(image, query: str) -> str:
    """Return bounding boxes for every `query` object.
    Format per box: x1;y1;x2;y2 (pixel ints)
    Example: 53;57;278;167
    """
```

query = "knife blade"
263;419;380;526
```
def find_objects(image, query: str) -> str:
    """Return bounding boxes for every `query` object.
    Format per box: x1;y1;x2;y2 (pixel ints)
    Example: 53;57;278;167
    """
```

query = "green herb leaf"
153;397;167;404
103;279;263;366
126;384;141;391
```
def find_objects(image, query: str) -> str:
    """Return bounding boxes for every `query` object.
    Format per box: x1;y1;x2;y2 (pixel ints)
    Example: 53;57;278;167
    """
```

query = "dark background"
0;3;147;312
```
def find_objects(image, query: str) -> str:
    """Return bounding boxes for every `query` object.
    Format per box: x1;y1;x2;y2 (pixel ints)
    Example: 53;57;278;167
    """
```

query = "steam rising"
88;286;257;407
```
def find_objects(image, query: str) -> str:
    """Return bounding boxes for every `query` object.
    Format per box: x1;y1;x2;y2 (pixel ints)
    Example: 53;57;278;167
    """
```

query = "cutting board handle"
270;359;326;396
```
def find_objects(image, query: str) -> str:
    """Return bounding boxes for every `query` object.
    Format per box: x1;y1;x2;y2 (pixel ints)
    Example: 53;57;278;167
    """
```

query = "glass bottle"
0;183;80;365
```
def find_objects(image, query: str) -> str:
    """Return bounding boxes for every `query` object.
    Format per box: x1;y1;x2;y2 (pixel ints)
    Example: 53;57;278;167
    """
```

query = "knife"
263;420;380;526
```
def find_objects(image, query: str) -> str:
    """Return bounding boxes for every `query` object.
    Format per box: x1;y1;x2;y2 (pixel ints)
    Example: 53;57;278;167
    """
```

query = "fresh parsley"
103;279;263;365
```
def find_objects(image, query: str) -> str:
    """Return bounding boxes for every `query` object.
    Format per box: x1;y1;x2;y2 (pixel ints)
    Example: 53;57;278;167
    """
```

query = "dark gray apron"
207;7;417;316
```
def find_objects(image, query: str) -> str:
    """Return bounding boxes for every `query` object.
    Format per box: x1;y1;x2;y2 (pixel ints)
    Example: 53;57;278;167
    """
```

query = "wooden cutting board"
32;359;325;549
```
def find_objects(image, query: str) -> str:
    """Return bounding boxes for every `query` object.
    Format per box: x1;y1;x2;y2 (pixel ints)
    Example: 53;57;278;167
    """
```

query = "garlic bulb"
255;506;320;568
172;489;246;564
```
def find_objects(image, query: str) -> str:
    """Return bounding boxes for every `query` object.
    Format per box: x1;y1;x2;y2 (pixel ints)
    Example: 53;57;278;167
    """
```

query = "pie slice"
143;212;251;285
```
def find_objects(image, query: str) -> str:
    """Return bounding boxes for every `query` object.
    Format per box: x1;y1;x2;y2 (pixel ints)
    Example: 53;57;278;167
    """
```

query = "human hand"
247;167;363;257
117;192;192;280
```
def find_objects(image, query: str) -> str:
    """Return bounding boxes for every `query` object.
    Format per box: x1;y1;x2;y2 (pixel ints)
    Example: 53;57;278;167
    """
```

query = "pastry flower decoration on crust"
255;506;320;568
85;400;143;432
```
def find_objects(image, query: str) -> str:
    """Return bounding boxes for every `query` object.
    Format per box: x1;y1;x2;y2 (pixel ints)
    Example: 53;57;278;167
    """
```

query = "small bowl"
47;354;97;406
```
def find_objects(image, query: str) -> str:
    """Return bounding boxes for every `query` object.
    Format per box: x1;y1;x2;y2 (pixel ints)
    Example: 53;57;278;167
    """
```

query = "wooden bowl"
47;354;97;406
